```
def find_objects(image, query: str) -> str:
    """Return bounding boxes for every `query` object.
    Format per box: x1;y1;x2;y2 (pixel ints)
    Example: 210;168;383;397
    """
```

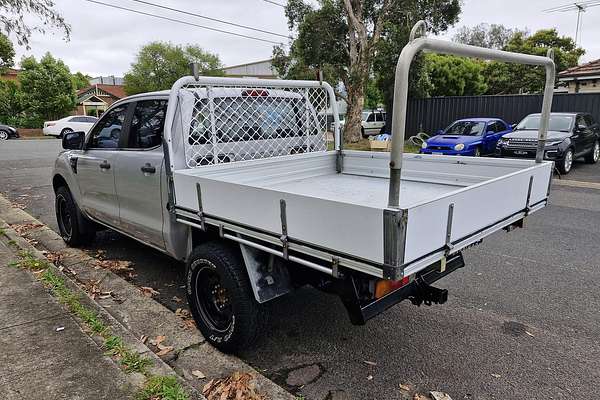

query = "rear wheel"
55;186;95;246
558;148;574;174
186;241;267;353
584;140;599;164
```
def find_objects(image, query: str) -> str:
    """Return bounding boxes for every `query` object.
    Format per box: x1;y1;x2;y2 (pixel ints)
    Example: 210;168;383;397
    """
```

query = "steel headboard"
387;20;556;209
164;76;340;170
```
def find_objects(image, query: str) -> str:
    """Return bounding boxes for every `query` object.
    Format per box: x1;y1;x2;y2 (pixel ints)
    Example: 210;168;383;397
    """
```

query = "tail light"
375;276;410;299
45;122;55;127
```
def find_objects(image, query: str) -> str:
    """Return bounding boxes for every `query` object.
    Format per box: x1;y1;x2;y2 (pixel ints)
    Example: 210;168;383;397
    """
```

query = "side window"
88;104;128;149
86;117;98;124
366;113;375;122
128;100;167;149
71;116;83;123
576;115;588;129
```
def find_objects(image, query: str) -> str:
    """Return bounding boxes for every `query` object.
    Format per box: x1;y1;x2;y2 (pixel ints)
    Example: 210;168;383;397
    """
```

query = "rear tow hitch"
409;282;448;306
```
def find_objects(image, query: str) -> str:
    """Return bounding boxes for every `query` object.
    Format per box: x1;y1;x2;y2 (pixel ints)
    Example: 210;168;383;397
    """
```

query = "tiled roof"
76;84;126;99
558;59;600;77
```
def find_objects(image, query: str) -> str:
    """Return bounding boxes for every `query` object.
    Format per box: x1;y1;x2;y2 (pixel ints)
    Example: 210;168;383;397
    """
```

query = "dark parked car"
496;112;600;174
0;124;19;140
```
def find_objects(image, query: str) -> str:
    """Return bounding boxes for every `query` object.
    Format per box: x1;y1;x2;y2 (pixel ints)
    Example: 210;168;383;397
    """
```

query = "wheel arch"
189;226;293;304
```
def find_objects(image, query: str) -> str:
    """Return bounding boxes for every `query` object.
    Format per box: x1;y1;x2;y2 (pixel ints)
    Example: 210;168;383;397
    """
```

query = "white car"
338;110;387;138
43;115;98;138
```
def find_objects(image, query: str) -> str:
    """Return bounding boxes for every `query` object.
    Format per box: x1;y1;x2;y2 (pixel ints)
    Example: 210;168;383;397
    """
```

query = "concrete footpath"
0;235;138;399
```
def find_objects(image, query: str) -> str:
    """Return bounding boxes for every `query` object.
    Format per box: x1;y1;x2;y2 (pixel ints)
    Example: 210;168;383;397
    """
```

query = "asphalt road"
1;138;599;400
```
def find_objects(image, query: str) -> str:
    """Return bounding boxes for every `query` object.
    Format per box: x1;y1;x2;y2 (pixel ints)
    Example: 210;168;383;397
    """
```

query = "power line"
85;0;284;45
127;0;290;39
262;0;286;8
543;1;600;45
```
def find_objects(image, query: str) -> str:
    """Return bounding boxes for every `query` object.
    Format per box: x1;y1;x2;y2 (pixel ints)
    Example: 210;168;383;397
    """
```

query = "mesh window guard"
178;82;333;168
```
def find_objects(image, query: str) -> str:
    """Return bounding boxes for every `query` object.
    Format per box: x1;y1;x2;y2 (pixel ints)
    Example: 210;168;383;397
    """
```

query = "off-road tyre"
55;186;96;246
186;241;267;353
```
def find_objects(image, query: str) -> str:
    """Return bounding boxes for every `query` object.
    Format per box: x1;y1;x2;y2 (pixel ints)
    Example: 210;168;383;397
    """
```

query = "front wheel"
584;140;599;164
55;186;96;246
0;130;8;140
558;148;574;174
186;241;267;353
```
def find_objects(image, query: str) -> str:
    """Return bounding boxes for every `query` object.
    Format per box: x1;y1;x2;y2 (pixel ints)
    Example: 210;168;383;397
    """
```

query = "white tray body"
173;151;553;272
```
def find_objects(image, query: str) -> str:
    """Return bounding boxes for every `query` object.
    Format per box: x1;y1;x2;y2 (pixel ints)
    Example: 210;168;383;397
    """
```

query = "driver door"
76;103;132;226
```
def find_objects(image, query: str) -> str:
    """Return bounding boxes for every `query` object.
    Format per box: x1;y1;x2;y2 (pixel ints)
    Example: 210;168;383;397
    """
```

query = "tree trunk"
344;83;365;143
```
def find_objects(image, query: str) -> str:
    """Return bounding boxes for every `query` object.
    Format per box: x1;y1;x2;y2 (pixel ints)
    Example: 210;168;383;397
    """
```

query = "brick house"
557;59;600;93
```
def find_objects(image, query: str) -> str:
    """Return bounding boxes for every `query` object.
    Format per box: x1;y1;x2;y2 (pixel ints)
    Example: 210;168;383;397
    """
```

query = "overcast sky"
12;0;600;77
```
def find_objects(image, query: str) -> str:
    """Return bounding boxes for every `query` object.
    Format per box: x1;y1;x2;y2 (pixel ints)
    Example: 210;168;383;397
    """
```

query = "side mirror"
62;131;84;150
511;124;517;130
436;129;444;135
576;123;586;131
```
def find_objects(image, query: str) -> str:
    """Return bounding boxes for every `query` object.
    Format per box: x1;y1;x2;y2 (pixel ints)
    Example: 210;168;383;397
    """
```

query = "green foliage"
0;33;15;71
372;0;461;105
364;79;383;109
0;80;23;126
277;0;461;142
453;23;527;49
136;376;189;400
425;54;487;96
71;72;91;90
0;0;70;47
19;53;76;124
485;29;584;94
124;42;223;95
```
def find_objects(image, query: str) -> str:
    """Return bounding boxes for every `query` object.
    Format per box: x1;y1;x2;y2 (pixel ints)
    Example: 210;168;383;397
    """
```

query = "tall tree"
484;29;584;94
425;54;487;96
124;42;223;95
0;80;22;126
453;23;526;50
279;0;460;142
19;53;76;123
0;32;14;71
0;0;70;47
71;72;91;90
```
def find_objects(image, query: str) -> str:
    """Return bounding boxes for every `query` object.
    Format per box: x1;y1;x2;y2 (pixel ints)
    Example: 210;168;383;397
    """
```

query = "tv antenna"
543;1;600;45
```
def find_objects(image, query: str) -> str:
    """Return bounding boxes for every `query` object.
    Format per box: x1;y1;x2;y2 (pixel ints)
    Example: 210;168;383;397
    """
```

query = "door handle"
141;163;156;174
99;160;111;170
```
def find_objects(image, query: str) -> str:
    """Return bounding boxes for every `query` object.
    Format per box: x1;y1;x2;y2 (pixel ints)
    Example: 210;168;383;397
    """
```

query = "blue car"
420;118;512;156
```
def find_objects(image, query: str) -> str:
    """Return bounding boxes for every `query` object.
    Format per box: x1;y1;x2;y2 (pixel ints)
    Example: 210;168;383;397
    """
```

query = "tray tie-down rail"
382;20;555;279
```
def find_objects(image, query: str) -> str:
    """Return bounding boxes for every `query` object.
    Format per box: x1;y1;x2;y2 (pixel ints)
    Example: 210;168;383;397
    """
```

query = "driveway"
1;139;599;399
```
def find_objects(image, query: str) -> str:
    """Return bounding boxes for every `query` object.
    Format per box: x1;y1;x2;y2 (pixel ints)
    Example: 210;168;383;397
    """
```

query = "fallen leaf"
399;383;411;391
172;296;183;303
413;394;430;400
430;391;453;400
366;375;373;381
140;335;148;344
202;372;265;400
491;373;501;378
140;286;160;297
149;335;166;347
156;346;174;356
192;370;206;379
525;331;535;337
363;360;377;366
56;326;65;332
